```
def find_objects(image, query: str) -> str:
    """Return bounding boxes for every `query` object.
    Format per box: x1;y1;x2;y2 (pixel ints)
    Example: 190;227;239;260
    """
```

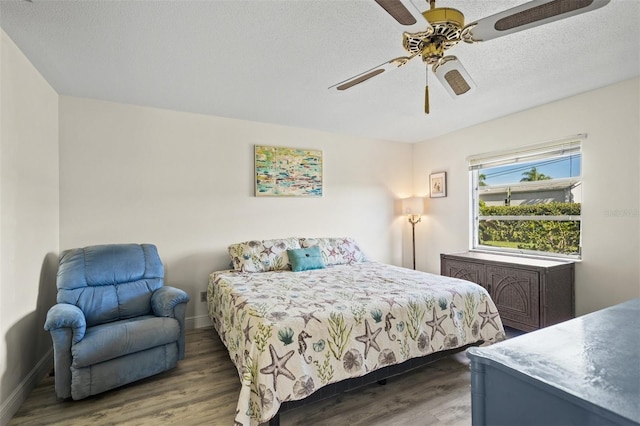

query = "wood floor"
9;328;474;426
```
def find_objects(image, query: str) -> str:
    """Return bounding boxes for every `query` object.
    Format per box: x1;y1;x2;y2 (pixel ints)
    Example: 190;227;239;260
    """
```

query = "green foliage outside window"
479;202;581;255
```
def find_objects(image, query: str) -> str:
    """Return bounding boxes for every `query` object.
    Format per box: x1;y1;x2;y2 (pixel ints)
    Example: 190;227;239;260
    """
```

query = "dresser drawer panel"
486;266;540;328
442;259;485;287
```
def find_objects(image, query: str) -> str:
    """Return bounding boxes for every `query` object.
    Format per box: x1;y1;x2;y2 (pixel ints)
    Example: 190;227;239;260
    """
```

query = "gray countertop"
468;298;640;424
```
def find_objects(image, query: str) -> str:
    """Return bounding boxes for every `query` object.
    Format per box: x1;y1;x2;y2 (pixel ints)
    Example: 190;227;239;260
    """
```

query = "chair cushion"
71;344;178;400
71;315;180;368
57;244;164;326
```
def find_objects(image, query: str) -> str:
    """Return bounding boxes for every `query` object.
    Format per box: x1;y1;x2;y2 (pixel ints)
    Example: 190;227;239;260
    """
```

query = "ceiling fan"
329;0;610;114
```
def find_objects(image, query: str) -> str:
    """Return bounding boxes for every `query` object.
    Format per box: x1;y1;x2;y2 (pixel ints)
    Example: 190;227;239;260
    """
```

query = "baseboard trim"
0;348;53;425
185;314;212;330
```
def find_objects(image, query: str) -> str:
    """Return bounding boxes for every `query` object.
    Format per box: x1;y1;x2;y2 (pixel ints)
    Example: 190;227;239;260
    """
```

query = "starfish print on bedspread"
425;307;447;340
296;310;321;327
260;344;296;392
479;301;500;331
355;319;382;359
343;250;357;263
243;321;253;344
286;298;307;310
261;245;275;256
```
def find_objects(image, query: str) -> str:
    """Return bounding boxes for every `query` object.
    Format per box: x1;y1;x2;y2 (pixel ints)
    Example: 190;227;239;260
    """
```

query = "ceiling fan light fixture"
433;56;476;97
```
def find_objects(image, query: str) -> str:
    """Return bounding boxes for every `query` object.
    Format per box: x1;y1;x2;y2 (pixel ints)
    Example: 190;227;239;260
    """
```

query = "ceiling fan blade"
329;53;419;92
433;56;476;98
374;0;433;33
462;0;610;43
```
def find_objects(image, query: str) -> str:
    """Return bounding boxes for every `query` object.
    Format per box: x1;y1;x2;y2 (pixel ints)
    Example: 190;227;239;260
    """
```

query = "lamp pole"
409;215;421;270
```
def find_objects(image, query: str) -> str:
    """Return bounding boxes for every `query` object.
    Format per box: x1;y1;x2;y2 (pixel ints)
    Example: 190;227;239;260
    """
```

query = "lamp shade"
402;197;424;215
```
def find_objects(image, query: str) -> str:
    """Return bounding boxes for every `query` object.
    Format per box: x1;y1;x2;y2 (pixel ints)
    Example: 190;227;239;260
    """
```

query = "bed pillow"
299;237;369;265
287;246;325;272
228;237;301;272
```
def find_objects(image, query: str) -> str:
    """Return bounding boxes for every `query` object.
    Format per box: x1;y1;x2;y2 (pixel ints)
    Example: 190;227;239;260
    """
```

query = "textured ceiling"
1;0;639;143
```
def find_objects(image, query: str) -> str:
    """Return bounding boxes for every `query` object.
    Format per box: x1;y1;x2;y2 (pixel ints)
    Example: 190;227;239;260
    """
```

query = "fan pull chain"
424;66;430;115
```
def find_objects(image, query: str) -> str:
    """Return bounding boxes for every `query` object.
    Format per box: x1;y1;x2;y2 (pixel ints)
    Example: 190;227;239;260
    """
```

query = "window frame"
469;136;584;260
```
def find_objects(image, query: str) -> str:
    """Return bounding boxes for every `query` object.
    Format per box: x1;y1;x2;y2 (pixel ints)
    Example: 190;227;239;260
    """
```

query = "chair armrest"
44;303;87;343
151;286;190;318
43;303;86;399
152;286;190;360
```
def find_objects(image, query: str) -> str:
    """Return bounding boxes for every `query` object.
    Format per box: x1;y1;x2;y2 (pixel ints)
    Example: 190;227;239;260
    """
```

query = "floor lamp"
403;197;424;270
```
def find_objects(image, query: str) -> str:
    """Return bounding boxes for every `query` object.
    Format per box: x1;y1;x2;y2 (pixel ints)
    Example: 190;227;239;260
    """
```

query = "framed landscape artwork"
430;171;447;198
255;145;323;197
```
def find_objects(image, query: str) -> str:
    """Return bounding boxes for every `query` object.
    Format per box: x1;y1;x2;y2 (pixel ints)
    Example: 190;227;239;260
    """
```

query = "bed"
208;237;506;426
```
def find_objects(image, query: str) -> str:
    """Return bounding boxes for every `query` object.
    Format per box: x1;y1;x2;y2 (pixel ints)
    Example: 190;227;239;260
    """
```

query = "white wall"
413;77;640;316
59;97;414;327
0;30;59;423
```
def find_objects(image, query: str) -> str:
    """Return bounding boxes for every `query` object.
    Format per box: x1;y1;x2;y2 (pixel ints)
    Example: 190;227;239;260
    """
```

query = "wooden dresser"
467;299;640;426
440;251;574;331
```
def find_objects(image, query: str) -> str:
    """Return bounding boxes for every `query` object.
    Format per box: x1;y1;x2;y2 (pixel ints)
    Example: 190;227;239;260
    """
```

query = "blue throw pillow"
287;246;325;272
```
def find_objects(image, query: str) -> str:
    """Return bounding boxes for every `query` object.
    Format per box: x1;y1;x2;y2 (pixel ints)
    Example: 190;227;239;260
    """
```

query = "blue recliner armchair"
44;243;190;400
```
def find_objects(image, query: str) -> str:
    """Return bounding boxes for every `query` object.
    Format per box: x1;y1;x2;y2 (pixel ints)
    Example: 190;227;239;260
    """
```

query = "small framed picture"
430;172;447;198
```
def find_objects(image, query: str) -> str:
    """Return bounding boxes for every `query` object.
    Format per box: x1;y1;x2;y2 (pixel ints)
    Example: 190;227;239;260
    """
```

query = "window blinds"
468;134;584;171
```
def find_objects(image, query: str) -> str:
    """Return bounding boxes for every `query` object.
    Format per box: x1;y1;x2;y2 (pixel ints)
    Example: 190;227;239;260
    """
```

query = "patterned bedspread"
208;262;505;425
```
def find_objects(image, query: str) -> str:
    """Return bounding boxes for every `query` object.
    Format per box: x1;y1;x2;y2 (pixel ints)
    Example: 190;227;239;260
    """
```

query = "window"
469;136;583;259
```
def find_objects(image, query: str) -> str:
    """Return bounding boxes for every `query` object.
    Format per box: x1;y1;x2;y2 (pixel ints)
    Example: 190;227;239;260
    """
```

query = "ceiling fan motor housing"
403;7;465;64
